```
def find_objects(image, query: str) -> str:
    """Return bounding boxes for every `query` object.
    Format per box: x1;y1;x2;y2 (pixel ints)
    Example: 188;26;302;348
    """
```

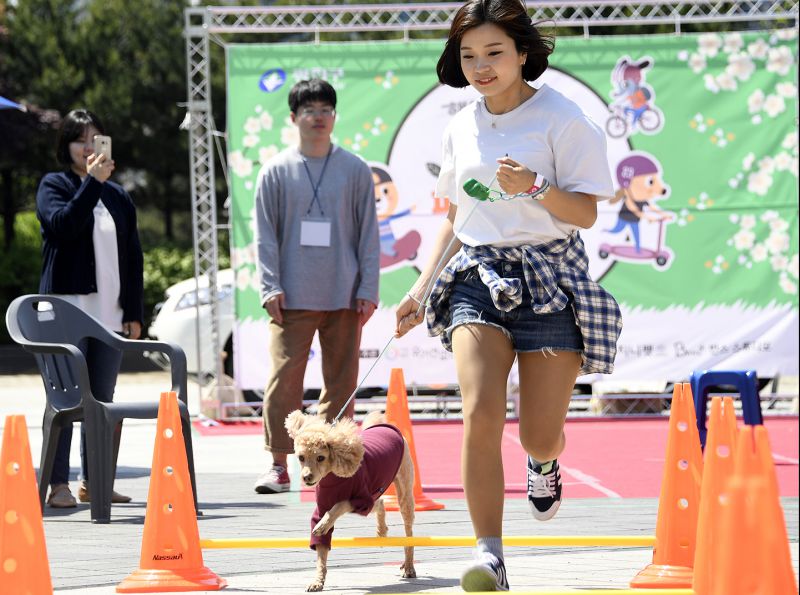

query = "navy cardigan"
35;170;144;324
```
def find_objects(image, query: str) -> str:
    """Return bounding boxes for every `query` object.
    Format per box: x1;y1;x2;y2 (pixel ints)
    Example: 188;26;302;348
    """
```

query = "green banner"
226;31;798;389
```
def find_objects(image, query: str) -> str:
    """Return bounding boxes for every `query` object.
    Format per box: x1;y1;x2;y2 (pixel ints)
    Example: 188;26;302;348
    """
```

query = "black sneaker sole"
254;484;290;494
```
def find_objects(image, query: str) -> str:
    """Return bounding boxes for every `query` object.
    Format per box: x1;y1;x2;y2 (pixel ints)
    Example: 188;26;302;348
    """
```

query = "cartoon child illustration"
604;153;672;254
371;164;421;268
607;57;662;136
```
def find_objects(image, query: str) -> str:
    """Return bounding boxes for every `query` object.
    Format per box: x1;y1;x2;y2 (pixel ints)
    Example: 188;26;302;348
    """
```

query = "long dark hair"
437;0;554;88
55;109;106;167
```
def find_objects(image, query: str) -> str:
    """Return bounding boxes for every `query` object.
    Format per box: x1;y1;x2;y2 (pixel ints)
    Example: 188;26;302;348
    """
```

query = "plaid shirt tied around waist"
425;234;622;376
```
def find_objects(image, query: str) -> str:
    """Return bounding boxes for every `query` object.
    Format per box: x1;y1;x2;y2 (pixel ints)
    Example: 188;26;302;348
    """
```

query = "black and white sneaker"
460;551;510;592
527;457;562;521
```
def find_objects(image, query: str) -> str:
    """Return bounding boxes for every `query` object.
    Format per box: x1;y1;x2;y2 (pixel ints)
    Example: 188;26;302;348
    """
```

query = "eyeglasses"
298;107;335;118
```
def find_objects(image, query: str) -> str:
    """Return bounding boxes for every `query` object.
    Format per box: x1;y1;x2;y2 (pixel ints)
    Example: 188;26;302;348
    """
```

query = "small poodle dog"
285;410;416;592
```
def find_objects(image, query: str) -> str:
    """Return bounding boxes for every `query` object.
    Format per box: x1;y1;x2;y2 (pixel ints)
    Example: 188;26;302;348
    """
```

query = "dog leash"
331;174;508;424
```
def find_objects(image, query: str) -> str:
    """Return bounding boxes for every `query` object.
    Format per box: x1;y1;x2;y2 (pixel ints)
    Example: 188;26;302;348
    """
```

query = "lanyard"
302;146;333;216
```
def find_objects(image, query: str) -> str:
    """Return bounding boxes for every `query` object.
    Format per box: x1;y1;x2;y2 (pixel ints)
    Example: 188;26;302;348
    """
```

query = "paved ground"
1;372;798;594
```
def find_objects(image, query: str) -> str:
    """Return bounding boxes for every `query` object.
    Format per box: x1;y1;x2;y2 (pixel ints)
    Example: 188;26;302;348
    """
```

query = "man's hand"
265;293;285;324
356;299;376;326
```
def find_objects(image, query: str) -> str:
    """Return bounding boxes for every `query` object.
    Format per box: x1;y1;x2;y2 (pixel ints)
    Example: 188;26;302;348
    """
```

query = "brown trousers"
262;309;360;453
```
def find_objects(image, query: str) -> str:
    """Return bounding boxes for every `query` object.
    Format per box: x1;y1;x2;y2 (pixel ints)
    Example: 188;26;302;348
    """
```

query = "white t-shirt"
60;200;124;331
436;84;614;247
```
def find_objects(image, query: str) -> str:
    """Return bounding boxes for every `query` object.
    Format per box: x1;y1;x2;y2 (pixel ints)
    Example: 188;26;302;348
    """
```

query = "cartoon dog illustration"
604;153;672;255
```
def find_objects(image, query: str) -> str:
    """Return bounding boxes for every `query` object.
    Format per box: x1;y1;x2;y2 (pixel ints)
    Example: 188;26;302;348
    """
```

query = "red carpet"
193;417;799;499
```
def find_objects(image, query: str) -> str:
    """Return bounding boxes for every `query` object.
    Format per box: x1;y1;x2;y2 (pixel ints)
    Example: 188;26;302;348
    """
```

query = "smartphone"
93;135;112;160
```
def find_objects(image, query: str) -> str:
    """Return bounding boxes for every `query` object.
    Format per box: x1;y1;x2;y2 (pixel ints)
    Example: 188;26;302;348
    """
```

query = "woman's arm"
496;157;597;229
395;203;461;338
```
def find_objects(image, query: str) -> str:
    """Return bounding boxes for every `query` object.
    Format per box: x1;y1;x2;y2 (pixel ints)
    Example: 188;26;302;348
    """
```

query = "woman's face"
459;23;525;99
68;125;99;174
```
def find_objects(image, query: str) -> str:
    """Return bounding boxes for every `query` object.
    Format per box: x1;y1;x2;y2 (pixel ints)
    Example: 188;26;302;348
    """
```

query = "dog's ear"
327;418;365;478
285;410;307;439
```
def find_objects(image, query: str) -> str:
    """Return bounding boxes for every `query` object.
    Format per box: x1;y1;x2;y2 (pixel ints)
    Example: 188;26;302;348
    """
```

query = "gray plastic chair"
5;294;199;523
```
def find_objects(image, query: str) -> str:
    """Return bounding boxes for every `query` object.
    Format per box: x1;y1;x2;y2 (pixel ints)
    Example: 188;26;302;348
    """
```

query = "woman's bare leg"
452;324;516;538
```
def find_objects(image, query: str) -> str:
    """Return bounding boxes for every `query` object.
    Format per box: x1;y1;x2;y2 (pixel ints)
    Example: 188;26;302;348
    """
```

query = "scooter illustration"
599;217;671;267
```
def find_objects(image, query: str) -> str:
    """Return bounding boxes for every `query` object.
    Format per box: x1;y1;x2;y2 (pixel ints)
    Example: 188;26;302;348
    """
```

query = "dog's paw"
312;519;332;536
401;563;417;579
306;580;325;592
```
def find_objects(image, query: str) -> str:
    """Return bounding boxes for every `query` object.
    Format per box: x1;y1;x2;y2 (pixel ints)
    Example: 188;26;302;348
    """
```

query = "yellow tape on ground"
199;535;656;549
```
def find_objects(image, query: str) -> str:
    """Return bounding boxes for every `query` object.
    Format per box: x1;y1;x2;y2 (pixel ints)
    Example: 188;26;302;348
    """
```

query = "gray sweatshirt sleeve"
254;166;283;306
353;162;380;305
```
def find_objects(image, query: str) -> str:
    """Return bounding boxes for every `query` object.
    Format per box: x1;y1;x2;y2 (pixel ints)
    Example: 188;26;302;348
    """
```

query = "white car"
148;268;235;379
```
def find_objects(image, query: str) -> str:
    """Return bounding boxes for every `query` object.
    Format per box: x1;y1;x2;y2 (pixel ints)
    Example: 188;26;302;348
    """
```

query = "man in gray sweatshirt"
253;79;380;494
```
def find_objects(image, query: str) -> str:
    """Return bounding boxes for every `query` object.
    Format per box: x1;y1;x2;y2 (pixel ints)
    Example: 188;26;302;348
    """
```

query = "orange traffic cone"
0;415;53;595
715;425;798;595
692;397;736;595
630;383;702;588
117;392;226;593
712;472;798;595
382;368;445;511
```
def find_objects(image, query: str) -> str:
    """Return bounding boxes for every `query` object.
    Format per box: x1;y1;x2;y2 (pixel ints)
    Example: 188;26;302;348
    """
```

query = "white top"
60;200;124;331
436;84;614;247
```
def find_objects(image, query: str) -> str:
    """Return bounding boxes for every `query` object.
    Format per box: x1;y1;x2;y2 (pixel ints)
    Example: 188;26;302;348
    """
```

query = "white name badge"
300;218;332;247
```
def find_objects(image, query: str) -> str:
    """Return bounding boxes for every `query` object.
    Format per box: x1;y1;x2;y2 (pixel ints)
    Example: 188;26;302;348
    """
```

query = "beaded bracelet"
524;173;552;201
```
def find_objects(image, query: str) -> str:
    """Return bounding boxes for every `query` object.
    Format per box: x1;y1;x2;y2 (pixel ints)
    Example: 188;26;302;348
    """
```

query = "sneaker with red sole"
253;465;290;494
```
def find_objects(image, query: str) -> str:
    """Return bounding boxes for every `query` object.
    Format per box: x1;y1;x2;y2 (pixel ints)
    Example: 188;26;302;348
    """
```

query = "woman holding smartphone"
35;108;144;508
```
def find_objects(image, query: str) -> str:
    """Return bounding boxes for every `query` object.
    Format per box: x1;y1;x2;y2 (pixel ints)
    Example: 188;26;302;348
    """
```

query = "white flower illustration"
763;94;786;118
782;131;798;152
751;244;768;262
280;117;299;147
769;217;790;232
776;82;798;98
789;254;799;279
765;230;790;254
766;46;793;76
761;210;779;222
742;152;756;170
747;170;772;195
244;117;261;135
747;89;765;113
775;28;797;41
774;152;793;171
258;145;279;164
242;134;259;148
259;112;274;130
703;74;720;93
229;150;253;178
779;276;797;295
740;214;757;229
723;33;744;54
715;72;737;91
747;38;770;59
698;33;722;57
771;254;789;272
758;156;776;174
733;229;756;250
236;266;254;292
726;53;755;81
688;53;706;73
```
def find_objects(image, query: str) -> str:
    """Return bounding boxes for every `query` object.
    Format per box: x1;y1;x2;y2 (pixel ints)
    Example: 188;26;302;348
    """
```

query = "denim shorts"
447;263;584;353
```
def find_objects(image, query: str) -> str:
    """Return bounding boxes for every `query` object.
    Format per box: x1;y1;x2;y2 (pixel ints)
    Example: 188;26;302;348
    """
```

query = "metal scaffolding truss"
183;1;798;391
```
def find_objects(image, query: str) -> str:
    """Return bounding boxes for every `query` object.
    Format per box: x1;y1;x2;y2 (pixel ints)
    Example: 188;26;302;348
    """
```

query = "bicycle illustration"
605;101;662;138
